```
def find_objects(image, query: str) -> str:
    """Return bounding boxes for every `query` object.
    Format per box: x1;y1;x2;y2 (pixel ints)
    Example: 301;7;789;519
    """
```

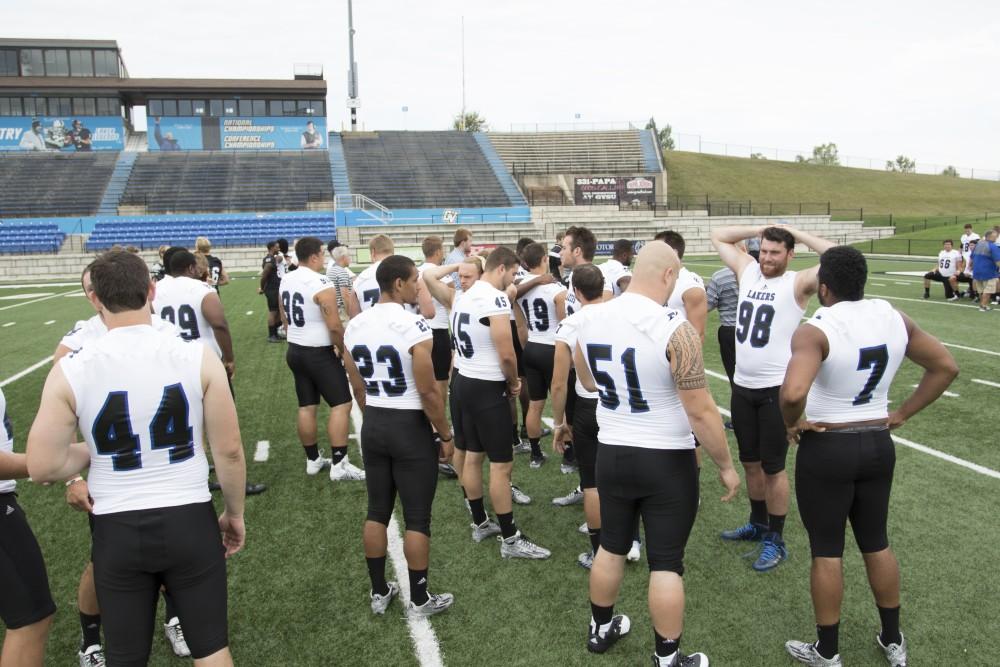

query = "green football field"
0;254;997;666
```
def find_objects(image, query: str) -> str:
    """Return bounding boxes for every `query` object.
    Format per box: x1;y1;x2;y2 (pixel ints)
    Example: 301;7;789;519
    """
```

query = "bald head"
627;241;681;305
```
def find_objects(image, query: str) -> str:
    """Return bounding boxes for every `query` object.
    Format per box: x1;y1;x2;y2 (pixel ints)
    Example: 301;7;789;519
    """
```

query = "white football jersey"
59;325;209;515
962;250;974;276
153;276;220;358
345;303;434;410
600;259;632;297
61;313;179;354
804;299;908;423
734;262;805;389
451;280;512;381
553;306;599;400
519;274;566;345
666;267;706;319
937;249;961;277
275;252;288;279
354;261;382;312
576;293;695;450
0;388;14;494
961;232;980;254
418;262;452;330
279;266;336;347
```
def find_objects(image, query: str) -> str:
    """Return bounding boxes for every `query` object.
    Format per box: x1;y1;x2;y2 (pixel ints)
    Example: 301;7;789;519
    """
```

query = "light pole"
347;0;359;131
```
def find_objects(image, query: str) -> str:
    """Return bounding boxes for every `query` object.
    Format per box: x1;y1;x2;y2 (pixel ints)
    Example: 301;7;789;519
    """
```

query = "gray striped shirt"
707;266;739;327
326;264;355;311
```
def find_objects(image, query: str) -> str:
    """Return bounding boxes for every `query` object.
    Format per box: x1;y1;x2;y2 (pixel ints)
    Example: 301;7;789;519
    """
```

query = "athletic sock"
496;511;517;539
268;324;278;337
588;527;601;555
877;605;902;646
655;631;680;659
590;602;614;629
816;623;840;659
768;513;786;537
923;288;929;297
409;568;429;606
79;612;101;649
563;442;575;464
330;446;347;465
304;444;319;461
529;437;542;458
366;556;389;597
162;590;178;621
468;497;488;525
750;498;768;526
512;424;520;444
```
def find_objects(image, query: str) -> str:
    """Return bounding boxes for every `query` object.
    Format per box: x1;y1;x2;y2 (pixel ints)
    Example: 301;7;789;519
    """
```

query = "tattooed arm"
667;321;739;500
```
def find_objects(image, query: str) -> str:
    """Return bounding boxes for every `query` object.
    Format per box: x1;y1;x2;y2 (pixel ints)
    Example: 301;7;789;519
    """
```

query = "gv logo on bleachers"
443;209;460;224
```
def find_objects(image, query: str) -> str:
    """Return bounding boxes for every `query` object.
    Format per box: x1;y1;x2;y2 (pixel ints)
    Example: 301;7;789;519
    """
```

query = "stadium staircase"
97;152;139;216
0;152;118;218
327;133;352;195
473;132;528;206
638;128;664;173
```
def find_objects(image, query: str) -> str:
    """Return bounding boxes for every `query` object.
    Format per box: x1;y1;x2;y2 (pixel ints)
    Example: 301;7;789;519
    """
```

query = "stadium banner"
0;116;124;151
595;239;646;256
573;176;656;205
148;116;327;151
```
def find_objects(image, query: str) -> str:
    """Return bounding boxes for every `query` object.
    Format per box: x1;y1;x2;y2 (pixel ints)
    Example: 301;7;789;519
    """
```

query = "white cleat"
578;521;589;535
471;519;501;543
370;581;399;615
511;485;532;505
627;540;641;562
163;617;191;658
552;486;584;506
78;644;106;667
499;531;551;559
330;458;366;481
305;455;332;475
577;551;594;569
876;632;908;667
408;592;455;617
785;640;842;666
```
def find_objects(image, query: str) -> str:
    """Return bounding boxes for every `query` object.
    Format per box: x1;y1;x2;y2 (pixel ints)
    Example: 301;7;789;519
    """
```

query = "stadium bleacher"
340;131;512;209
486;130;651;174
0;152;119;218
85;212;335;251
120;151;334;214
0;221;66;254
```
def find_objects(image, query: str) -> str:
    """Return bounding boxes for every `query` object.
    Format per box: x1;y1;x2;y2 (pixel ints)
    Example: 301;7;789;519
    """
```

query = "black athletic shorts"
511;321;525;377
523;341;555;401
572;397;599;489
91;502;228;664
596;445;698;573
449;373;514;463
0;493;56;630
361;406;439;536
565;369;577;426
796;429;895;558
430;329;452;382
264;289;280;313
718;325;736;385
731;384;789;474
286;342;352;408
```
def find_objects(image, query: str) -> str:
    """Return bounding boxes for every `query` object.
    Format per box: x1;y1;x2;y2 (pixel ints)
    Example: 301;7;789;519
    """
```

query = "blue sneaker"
720;522;766;541
751;533;787;572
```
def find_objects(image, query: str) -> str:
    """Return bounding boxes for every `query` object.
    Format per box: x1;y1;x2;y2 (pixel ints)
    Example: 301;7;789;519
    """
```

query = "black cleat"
587;615;631;654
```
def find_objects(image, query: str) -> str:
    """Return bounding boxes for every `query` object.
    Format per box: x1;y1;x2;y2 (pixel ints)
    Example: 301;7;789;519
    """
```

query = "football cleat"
560;461;579;474
653;651;711;666
577;551;594;570
627;540;641;562
876;632;908;667
552;486;584;506
163;617;191;658
438;463;458;478
529;454;547;469
784;640;842;666
578;521;589;535
408;591;454;617
587;614;631;654
370;581;399;615
471;519;501;543
512;440;531;454
330;459;366;481
751;533;788;572
305;455;331;476
511;485;532;505
499;531;551;559
720;522;766;541
77;645;106;667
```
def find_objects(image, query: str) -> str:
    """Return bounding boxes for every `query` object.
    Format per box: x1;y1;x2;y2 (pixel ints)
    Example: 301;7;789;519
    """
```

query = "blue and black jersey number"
520;298;549;332
92;384;195;471
281;291;306;327
451;312;474;358
351;345;407;396
586;344;649;413
735;302;775;348
159;304;200;340
363;288;380;308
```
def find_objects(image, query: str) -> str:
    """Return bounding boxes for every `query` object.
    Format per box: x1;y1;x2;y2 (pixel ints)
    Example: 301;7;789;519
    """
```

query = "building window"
192;100;206;115
83;98;96;115
283;100;296;116
20;49;43;76
0;98;9;115
44;50;69;77
237;99;251;116
224;100;237;115
209;99;223;116
69;50;93;77
148;99;163;117
94;50;118;77
177;99;192;116
162;99;177;116
0;50;17;76
314;101;324;117
268;100;282;116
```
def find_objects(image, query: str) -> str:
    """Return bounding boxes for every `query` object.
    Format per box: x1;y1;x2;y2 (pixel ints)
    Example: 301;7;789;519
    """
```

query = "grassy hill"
663;151;1000;224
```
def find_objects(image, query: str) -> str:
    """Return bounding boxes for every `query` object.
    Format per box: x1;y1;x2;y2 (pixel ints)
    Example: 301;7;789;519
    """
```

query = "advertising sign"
573;176;656;205
148;116;327;151
0;116;124;151
596;240;646;256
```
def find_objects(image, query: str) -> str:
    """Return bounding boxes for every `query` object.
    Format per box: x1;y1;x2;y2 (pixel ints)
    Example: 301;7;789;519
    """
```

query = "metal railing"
334;193;393;223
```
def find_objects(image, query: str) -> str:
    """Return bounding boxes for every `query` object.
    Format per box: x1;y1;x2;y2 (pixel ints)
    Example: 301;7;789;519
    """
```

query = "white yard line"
911;384;959;397
245;311;254;315
44;320;55;325
972;378;1000;389
253;441;270;462
2;322;14;328
942;342;1000;358
349;400;444;667
0;281;79;289
0;356;53;388
0;289;79;311
870;283;887;287
866;293;984;310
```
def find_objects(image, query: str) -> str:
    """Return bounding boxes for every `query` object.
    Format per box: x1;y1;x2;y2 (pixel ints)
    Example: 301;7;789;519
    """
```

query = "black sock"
79;612;101;650
268;324;278;337
768;513;786;537
655;630;680;659
409;568;429;606
563;442;575;464
331;446;347;465
162;589;178;621
497;511;516;539
590;602;613;628
816;623;839;659
588;527;601;555
878;605;901;646
468;497;488;525
750;498;768;526
512;424;520;444
529;437;542;458
304;444;319;461
366;556;389;596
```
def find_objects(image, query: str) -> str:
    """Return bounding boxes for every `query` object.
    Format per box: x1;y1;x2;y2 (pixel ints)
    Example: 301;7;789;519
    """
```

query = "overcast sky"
3;0;999;168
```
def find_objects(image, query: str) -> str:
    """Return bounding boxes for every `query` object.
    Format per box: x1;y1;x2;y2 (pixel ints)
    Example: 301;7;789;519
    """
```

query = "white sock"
590;618;613;637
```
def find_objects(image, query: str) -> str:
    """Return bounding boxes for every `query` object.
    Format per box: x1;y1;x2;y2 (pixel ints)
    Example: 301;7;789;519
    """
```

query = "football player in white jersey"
601;239;635;296
279;237;366;481
959;222;980;254
0;387;56;666
550;263;606;569
922;239;961;301
655;231;707;341
955;237;978;300
574;241;739;666
353;233;435;319
517;242;567;468
711;224;834;572
259;241;283;342
780;246;957;667
27;250;247;667
561;226;613;315
345;255;456;618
